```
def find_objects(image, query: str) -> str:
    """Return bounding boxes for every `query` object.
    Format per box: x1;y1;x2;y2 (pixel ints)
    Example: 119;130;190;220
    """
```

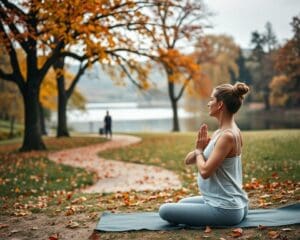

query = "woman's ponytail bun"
232;82;249;99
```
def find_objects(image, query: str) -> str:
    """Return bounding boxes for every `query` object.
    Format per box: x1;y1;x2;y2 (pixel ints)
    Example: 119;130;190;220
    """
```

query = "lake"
50;102;300;133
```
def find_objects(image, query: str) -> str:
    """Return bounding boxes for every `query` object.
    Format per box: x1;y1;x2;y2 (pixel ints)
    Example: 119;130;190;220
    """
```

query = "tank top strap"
213;128;240;154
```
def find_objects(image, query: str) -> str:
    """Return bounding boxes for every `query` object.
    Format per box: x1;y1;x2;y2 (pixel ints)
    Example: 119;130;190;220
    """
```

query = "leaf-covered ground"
0;131;299;240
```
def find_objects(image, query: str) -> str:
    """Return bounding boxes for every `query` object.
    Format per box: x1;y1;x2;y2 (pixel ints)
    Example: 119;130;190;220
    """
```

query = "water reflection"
66;109;300;133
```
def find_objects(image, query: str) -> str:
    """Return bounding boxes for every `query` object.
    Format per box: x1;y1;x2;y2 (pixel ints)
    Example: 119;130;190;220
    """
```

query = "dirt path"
48;134;182;193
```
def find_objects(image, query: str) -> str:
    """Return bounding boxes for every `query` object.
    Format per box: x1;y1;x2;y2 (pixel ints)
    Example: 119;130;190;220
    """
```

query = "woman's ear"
218;101;223;110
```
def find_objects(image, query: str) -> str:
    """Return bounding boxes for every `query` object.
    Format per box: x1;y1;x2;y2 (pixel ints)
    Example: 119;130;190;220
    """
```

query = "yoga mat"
96;203;300;232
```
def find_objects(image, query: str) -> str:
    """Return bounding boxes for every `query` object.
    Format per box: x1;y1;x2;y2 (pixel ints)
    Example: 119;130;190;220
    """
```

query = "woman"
159;82;249;227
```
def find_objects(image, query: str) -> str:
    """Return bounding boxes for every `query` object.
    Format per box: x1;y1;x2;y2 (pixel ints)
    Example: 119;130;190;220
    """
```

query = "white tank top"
197;129;249;209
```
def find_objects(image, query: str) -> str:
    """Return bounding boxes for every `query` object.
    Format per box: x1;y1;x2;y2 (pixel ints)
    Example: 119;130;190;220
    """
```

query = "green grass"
0;157;95;198
96;130;300;239
99;130;300;184
0;130;299;239
0;136;107;200
0;119;23;140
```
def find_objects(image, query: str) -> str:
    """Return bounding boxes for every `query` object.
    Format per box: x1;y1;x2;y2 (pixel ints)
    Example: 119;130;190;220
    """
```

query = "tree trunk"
168;80;180;132
39;102;47;135
54;57;70;137
20;87;46;151
263;88;270;110
171;97;179;131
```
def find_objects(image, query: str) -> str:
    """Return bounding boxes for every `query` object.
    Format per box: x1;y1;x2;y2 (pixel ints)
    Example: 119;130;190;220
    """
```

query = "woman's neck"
218;111;235;130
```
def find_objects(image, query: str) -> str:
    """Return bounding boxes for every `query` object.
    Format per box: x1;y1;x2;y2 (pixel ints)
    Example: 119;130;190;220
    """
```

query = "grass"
99;130;300;186
0;130;299;239
0;119;23;141
97;130;300;239
0;136;107;208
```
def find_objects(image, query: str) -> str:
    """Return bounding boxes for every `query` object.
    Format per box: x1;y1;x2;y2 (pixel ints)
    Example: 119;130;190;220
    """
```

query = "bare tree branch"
66;57;98;98
38;41;65;83
175;75;193;101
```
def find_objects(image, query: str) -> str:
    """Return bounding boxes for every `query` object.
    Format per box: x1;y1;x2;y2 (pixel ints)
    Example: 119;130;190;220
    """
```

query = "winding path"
48;134;182;193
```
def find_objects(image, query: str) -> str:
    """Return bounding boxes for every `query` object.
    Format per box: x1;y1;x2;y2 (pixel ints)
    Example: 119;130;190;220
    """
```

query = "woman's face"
207;90;222;117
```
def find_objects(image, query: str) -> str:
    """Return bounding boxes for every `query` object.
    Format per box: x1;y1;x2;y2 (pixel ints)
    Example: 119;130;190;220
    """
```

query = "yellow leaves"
194;34;240;87
158;48;201;90
269;75;290;107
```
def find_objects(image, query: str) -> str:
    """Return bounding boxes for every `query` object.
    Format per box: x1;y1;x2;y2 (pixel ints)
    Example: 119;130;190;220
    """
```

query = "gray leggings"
159;196;248;227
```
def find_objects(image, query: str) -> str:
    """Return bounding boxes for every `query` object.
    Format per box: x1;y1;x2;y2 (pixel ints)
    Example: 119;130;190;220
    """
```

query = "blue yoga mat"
96;203;300;232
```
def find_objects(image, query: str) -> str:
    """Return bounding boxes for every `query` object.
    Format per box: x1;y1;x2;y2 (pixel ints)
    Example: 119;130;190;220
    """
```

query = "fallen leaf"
204;226;212;233
0;223;9;229
10;229;20;234
71;196;87;204
268;230;280;239
66;221;80;229
49;233;59;240
65;208;75;216
230;228;243;238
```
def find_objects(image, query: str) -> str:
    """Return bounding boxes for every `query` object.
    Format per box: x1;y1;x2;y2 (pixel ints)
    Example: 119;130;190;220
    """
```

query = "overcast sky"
203;0;300;49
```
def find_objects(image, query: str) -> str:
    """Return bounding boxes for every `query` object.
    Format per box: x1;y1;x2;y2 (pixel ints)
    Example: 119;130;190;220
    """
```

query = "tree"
0;0;151;150
194;34;240;86
264;21;278;52
249;22;278;110
270;15;300;107
142;0;207;131
50;1;153;137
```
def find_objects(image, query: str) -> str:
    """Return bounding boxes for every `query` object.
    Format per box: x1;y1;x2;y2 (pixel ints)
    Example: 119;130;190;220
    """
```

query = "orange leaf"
49;233;59;240
0;223;9;229
204;225;212;233
230;228;243;238
268;230;280;239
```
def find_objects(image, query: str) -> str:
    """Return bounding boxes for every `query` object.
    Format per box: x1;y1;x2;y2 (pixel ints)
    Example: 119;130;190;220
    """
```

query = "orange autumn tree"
0;0;152;150
142;0;208;131
270;15;300;107
45;1;152;137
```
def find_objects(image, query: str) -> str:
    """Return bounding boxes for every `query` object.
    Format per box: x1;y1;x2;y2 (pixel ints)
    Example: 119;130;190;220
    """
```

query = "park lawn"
0;130;299;239
99;130;300;188
97;130;300;239
0;136;107;210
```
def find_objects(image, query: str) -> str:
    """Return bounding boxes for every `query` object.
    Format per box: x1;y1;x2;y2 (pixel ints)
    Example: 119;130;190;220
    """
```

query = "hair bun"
233;82;249;98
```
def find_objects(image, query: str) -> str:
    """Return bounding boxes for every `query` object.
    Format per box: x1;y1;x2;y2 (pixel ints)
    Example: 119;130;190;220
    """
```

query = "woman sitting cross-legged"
159;82;250;227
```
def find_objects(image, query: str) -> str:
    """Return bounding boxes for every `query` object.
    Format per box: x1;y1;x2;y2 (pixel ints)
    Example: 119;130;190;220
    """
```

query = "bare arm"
184;124;210;165
196;132;234;179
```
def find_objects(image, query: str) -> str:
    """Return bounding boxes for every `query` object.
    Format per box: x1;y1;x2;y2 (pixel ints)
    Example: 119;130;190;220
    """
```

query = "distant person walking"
104;111;112;139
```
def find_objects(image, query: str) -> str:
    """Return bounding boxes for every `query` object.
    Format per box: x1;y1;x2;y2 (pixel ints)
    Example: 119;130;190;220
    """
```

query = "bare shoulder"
216;131;235;146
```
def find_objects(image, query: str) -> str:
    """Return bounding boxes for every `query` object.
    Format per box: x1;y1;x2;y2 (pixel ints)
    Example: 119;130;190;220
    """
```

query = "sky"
203;0;300;49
